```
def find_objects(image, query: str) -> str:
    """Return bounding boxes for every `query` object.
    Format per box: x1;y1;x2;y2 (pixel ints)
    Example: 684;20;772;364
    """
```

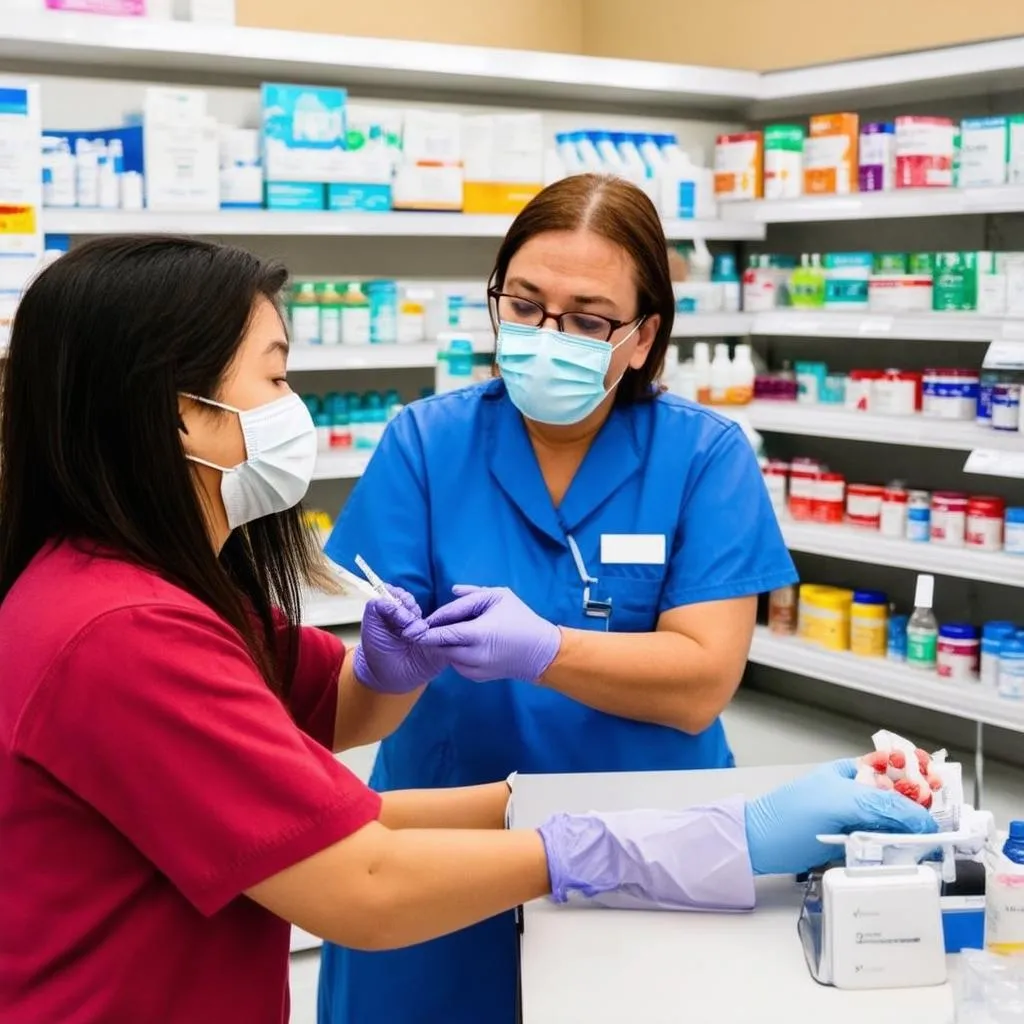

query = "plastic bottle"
998;633;1024;700
614;131;648;184
906;574;939;671
985;820;1024;955
555;132;585;175
339;283;370;345
326;393;351;450
574;132;606;173
692;341;712;405
97;142;120;210
290;282;320;346
75;138;99;208
348;393;368;450
727;344;755;405
713;253;741;313
981;622;1017;689
363;391;387;448
383;388;404;421
687;239;713;283
661;345;680;393
675;359;697;402
638;134;667;179
318;282;343;346
709;343;732;405
592;131;624;172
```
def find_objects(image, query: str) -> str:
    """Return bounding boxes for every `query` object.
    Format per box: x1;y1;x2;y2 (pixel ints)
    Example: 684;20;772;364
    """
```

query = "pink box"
45;0;146;13
895;116;955;189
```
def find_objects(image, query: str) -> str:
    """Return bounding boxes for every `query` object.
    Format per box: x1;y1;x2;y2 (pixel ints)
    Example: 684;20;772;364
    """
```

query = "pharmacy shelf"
729;402;1022;453
40;208;764;242
748;628;1024;734
671;314;753;338
0;11;759;111
750;310;1012;344
311;451;372;481
301;592;366;628
289;343;438;372
721;186;1024;225
780;520;1024;588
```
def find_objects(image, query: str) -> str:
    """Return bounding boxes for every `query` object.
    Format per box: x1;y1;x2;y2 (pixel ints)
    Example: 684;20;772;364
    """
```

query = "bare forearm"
380;782;509;830
540;628;737;733
332;652;423;751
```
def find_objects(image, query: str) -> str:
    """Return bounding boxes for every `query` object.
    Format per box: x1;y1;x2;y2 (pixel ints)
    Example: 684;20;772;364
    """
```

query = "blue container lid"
983;621;1018;640
1009;821;1024;841
939;622;979;640
1001;636;1024;654
1007;507;1024;524
854;589;888;606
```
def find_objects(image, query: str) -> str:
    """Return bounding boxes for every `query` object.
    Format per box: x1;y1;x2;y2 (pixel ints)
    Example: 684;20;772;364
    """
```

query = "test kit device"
332;555;398;607
799;811;994;991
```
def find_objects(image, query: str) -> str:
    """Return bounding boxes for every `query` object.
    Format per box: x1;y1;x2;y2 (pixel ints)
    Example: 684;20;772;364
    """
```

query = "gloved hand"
416;585;561;684
537;796;755;911
352;586;448;694
744;758;938;876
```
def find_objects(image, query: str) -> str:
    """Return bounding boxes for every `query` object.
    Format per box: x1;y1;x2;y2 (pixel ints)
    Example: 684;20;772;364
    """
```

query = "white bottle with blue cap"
985;820;1024;954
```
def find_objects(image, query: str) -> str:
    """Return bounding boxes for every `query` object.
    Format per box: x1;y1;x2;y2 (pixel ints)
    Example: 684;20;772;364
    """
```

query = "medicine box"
143;86;219;211
895;116;955;189
392;110;463;212
218;127;262;209
804;113;858;195
868;275;934;313
462;113;544;215
326;103;398;213
763;125;803;200
959;117;1009;188
1007;115;1024;185
261;83;347;210
859;122;895;192
713;132;762;201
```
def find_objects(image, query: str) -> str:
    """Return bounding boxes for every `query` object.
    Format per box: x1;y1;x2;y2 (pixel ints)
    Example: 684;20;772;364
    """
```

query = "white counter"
513;764;956;1024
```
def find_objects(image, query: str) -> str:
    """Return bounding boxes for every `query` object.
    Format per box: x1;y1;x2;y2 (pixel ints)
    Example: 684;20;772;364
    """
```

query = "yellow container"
798;584;853;651
850;595;889;658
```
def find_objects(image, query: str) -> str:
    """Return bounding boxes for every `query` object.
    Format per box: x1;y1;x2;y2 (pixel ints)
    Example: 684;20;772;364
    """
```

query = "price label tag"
984;339;1024;369
964;449;1024;479
858;316;894;335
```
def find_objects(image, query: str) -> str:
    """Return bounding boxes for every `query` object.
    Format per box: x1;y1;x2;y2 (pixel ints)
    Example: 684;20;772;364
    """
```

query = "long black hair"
0;235;324;700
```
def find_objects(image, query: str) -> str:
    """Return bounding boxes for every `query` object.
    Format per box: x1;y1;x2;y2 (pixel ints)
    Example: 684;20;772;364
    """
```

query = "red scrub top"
0;541;381;1023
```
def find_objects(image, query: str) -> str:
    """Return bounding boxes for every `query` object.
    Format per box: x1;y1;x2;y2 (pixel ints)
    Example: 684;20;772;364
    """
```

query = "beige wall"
584;0;1024;70
236;0;1024;70
234;0;584;53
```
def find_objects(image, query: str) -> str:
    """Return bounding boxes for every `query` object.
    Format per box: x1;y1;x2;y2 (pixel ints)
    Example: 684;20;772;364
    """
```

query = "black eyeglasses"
487;288;643;343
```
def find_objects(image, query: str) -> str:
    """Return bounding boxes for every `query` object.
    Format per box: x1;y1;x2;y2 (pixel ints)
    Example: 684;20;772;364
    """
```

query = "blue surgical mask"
496;320;642;426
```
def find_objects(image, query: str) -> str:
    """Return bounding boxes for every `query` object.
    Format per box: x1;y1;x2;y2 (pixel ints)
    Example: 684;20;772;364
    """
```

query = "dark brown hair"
488;173;675;403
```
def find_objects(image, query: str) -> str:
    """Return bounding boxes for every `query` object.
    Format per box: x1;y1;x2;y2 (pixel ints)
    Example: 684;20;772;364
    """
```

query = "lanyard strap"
566;533;597;587
565;532;612;627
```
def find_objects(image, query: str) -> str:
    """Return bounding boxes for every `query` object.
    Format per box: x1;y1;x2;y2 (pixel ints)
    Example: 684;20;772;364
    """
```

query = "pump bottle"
906;574;939;670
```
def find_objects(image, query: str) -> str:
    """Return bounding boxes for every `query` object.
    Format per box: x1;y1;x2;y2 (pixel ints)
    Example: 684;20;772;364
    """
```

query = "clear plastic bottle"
985;820;1024;955
692;341;712;405
906;574;939;671
709;343;732;405
727;343;755;405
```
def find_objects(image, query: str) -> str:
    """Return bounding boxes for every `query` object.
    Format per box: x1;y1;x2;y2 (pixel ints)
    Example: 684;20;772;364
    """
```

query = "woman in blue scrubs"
319;173;798;1024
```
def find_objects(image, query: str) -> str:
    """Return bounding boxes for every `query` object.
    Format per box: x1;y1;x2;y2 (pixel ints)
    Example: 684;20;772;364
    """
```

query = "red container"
966;496;1006;551
846;483;885;528
788;459;820;521
811;472;846;524
930;491;969;547
846;369;885;413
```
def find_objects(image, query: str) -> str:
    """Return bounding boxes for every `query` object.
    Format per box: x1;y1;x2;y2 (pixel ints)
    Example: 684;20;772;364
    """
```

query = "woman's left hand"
744;759;938;876
352;587;449;694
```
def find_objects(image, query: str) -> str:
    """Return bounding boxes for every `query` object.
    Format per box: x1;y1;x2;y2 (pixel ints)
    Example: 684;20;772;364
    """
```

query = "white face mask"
181;391;317;531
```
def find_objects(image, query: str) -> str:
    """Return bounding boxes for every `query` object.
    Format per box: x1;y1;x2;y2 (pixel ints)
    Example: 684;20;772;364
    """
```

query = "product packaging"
393;110;464;211
895;116;956;189
218;127;262;209
797;584;853;651
1008;115;1024;184
858;122;895;191
823;251;872;308
932;252;979;312
261;83;347;211
462;113;543;215
44;0;145;12
713;132;763;200
143;87;219;211
763;125;803;199
327;103;399;213
804;113;858;195
855;729;962;831
959;116;1009;188
868;275;934;313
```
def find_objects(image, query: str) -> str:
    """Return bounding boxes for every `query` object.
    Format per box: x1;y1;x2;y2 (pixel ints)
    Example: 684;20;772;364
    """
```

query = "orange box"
804;114;859;195
713;131;763;200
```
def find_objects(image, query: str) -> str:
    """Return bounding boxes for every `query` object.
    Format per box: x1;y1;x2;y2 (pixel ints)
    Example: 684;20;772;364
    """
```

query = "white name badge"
600;533;666;566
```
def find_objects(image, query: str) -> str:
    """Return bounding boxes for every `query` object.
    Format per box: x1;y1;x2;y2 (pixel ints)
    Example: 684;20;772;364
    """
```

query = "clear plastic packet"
956;949;1024;1024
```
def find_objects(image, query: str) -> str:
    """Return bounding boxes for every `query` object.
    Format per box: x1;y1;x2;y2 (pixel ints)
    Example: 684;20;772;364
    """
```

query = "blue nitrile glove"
416;585;562;683
744;758;938;876
352;586;449;694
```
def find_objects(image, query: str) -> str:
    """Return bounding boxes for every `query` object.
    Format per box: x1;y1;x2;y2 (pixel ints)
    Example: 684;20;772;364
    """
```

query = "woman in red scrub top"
0;235;935;1024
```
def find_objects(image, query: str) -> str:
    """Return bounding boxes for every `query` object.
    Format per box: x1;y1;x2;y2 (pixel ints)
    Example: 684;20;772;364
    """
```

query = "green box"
908;252;935;275
932;252;978;312
764;124;805;151
873;252;908;274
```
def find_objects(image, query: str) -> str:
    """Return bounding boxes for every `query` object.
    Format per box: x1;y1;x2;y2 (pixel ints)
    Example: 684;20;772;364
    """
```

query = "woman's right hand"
352;587;450;694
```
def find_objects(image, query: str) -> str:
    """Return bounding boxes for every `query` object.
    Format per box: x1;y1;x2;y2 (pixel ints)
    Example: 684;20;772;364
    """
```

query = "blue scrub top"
318;380;797;1024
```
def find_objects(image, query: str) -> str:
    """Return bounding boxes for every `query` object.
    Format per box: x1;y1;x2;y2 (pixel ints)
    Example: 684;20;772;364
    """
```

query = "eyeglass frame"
486;287;646;344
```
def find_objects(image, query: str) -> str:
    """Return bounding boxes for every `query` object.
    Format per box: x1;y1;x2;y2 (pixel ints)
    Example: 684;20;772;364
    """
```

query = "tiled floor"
288;688;1024;1023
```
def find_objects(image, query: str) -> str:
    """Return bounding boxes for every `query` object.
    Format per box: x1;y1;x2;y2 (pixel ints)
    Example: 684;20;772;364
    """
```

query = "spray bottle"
906;574;939;671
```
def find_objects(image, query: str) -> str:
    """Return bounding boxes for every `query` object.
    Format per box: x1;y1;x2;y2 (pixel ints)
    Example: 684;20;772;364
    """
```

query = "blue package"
888;614;909;662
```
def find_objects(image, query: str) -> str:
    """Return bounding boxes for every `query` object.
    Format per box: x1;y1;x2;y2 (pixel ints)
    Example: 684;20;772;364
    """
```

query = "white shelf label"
964;448;1024;479
984;339;1024;369
858;316;893;335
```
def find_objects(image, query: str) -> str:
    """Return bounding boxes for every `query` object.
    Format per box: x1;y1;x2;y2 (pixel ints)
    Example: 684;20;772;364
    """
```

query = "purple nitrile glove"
536;796;756;912
416;585;561;684
352;585;450;695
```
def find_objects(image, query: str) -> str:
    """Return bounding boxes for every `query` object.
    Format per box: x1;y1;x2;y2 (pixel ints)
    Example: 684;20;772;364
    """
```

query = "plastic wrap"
956;949;1024;1024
